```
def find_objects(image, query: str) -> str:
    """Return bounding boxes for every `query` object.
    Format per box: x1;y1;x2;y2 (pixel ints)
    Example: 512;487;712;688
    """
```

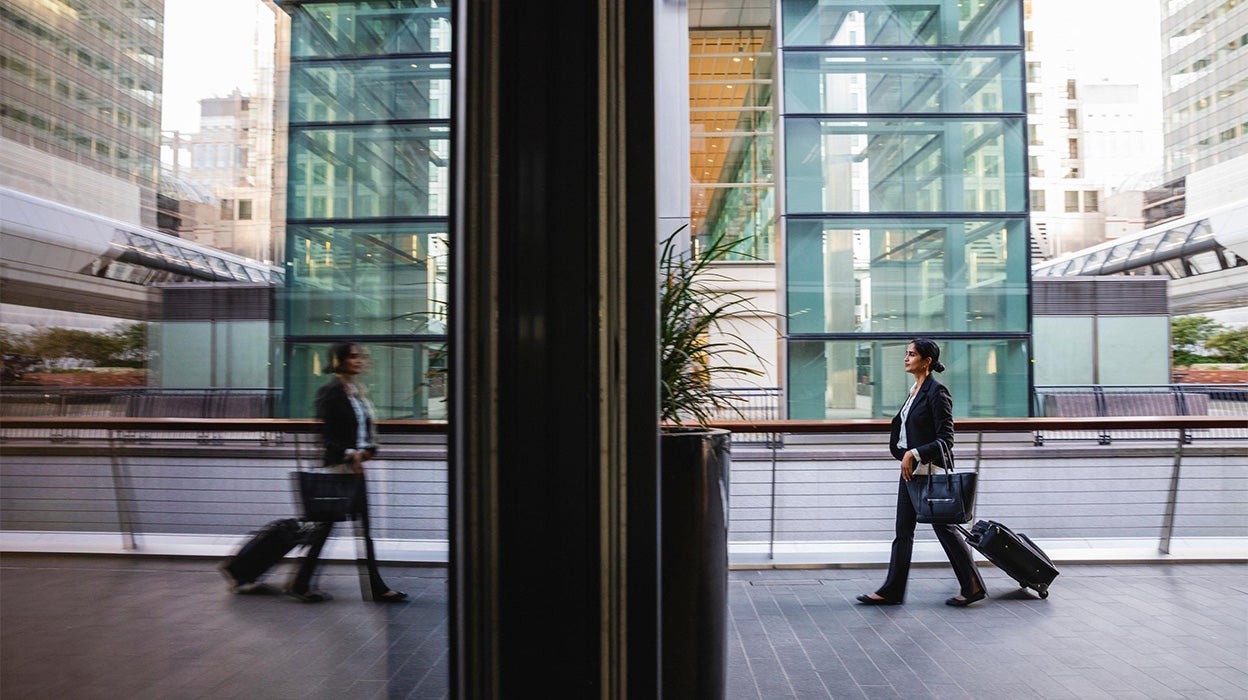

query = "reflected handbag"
904;440;977;525
294;470;362;522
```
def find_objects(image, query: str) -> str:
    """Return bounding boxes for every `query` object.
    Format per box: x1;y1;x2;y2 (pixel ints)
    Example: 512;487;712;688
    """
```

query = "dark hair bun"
931;360;946;373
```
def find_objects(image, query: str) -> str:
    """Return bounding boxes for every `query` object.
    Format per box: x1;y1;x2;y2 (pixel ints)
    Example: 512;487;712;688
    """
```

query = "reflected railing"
1;416;1244;565
0;387;281;418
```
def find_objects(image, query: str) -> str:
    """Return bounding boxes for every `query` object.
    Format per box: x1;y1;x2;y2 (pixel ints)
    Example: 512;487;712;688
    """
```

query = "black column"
451;1;659;697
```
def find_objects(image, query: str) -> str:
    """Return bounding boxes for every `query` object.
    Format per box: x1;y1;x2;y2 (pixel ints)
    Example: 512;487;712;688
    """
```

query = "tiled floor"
1;555;1245;699
0;555;450;700
728;564;1248;700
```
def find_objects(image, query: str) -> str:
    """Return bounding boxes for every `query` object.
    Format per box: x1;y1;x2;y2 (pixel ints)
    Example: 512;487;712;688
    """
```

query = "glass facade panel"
287;222;448;337
787;218;1027;334
1032;317;1094;385
291;59;451;123
784;51;1023;114
780;0;1028;417
288;124;450;219
289;1;452;58
1097;317;1169;385
286;341;447;420
690;28;776;260
784;117;1026;214
284;1;451;419
788;338;1030;419
783;0;1022;47
692;186;776;260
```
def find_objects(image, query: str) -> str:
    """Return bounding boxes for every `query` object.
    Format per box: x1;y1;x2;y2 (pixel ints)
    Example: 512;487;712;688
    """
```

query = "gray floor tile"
2;557;1246;699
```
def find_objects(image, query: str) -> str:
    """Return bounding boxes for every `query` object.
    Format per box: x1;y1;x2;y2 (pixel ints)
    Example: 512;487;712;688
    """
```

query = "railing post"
1094;387;1112;445
768;433;779;561
1158;429;1185;555
106;429;139;550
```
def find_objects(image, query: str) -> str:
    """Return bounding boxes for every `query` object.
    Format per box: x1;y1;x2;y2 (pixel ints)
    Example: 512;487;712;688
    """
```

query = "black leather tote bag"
294;470;362;522
904;440;977;524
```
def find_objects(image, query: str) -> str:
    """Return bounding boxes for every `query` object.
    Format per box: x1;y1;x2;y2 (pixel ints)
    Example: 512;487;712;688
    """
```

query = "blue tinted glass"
787;218;1028;334
291;59;451;124
287;341;447;420
785;117;1026;214
290;1;452;57
788;337;1030;419
784;50;1023;113
288;124;450;219
286;222;448;338
782;0;1022;47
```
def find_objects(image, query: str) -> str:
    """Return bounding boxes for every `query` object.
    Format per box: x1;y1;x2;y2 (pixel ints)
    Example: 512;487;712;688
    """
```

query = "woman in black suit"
287;342;407;603
857;338;986;607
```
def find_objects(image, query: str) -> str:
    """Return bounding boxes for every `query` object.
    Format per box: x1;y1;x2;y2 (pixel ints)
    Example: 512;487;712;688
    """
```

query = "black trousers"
876;476;984;601
290;484;389;599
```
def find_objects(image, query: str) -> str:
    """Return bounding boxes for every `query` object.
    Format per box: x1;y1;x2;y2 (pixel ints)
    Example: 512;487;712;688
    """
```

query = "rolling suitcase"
959;519;1059;599
219;518;310;589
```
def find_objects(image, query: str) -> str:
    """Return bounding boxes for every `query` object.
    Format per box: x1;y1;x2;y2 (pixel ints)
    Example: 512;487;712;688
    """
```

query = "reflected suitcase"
960;519;1059;599
219;518;309;588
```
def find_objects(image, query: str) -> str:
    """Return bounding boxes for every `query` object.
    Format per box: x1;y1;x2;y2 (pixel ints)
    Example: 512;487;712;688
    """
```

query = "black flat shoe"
856;594;902;606
286;589;332;603
373;590;408;603
945;591;987;607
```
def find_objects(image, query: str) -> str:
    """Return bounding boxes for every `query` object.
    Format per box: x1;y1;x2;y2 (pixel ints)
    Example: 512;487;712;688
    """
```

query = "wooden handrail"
0;417;449;433
705;417;1247;433
1;416;1242;433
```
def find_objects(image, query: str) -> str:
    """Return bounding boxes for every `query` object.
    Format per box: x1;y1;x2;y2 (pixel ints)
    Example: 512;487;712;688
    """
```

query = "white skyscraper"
1025;0;1165;259
1161;0;1248;180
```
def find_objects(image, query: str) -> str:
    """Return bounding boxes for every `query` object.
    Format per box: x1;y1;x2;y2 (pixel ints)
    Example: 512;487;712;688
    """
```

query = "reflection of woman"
287;342;407;603
857;339;986;607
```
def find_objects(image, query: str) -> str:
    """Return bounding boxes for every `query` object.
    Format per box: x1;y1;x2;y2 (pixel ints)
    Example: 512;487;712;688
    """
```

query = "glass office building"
0;0;164;227
780;0;1031;418
282;1;451;419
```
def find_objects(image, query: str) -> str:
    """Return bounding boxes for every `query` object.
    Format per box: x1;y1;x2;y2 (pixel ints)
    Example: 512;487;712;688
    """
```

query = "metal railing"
1032;384;1248;444
0;387;281;418
709;417;1246;562
709;386;782;445
1;416;1244;565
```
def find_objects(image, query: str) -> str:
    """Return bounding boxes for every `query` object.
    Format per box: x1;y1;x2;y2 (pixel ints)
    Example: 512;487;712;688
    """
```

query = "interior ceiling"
688;27;772;235
688;0;773;29
687;1;775;237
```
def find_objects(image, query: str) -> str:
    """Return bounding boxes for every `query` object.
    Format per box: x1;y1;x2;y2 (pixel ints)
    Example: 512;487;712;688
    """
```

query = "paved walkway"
1;555;1245;699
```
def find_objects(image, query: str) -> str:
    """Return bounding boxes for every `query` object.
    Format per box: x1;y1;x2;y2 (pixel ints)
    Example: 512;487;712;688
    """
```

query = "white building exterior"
1162;0;1248;180
1024;1;1165;259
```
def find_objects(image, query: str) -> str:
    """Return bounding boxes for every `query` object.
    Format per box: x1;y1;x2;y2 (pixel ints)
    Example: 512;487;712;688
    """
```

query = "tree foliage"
1171;315;1221;354
1205;327;1248;363
0;323;148;367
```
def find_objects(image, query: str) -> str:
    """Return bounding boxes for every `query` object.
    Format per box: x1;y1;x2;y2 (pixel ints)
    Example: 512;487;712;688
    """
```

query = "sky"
160;0;271;134
1041;0;1163;94
160;0;1165;135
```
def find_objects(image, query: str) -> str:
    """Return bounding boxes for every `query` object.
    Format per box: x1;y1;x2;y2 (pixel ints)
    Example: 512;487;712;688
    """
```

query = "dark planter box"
661;428;730;700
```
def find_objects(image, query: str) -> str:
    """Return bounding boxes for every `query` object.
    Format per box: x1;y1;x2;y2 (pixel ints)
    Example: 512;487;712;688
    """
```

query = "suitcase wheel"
1037;585;1049;599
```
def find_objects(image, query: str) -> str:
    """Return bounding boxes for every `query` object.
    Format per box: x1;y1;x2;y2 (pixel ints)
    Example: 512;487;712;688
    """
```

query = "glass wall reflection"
284;0;451;419
780;0;1029;419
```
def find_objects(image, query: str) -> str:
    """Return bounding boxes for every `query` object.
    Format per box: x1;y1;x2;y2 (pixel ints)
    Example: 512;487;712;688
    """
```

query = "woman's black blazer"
315;378;376;467
888;376;954;466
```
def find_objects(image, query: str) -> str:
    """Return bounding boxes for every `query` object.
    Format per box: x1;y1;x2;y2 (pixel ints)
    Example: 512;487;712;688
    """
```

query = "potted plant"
659;225;768;699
